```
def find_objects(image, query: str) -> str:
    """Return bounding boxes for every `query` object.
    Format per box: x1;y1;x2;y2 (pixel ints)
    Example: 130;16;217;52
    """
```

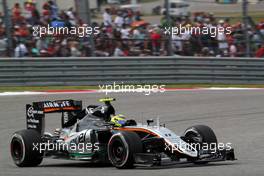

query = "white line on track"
0;88;264;96
0;91;45;96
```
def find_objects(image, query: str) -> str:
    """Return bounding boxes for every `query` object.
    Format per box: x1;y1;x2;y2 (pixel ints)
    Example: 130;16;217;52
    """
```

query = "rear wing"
26;100;82;134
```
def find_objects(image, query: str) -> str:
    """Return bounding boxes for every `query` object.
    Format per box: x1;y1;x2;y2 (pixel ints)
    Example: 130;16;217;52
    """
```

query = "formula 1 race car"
10;98;235;168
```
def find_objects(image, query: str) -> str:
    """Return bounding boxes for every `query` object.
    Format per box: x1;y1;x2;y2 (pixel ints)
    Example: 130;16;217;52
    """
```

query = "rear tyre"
10;129;43;167
184;125;217;164
108;131;142;169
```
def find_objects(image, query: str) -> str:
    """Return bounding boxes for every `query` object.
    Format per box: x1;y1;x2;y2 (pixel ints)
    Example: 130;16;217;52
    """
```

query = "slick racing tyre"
184;125;218;164
108;131;142;169
10;129;43;167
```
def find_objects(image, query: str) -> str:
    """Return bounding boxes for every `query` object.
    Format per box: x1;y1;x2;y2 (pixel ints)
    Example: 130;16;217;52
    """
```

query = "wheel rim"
109;139;128;166
11;138;23;161
187;133;202;143
185;128;203;144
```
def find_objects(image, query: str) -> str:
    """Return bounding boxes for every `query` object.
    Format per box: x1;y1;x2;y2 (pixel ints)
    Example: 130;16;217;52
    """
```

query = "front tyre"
10;129;43;167
108;131;142;169
184;125;217;164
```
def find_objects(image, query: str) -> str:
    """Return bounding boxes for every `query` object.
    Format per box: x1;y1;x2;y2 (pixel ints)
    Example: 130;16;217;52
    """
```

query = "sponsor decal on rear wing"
42;100;82;113
26;100;82;134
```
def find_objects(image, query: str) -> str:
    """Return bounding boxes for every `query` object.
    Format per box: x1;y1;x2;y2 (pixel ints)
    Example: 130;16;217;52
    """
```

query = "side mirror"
146;119;154;125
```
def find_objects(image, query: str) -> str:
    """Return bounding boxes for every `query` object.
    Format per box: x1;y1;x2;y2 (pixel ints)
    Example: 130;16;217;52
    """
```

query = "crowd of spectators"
0;0;263;57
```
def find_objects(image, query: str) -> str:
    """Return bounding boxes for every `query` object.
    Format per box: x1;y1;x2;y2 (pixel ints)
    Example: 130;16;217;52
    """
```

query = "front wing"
133;148;236;167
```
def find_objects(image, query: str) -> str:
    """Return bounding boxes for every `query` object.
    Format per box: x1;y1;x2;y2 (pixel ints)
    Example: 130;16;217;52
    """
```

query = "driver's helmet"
110;114;126;127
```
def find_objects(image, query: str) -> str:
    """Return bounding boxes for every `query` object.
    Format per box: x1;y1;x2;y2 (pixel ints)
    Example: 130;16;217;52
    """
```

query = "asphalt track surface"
1;90;264;176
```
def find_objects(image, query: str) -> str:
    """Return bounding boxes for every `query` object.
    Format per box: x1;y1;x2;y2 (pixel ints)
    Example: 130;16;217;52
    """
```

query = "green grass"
1;84;264;92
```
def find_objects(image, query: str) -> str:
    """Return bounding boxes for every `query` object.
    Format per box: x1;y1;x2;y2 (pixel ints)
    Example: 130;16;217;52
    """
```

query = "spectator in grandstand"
31;3;40;25
42;2;51;22
56;39;70;57
12;3;24;25
255;44;264;58
24;1;34;24
120;24;131;39
229;42;237;57
150;27;162;55
48;0;59;20
134;11;142;21
172;34;183;55
251;31;262;51
0;38;7;56
114;42;125;56
0;21;4;36
200;47;210;57
66;7;77;26
69;41;82;57
132;27;146;49
217;20;229;53
14;40;28;57
103;8;112;26
114;11;124;28
124;9;133;25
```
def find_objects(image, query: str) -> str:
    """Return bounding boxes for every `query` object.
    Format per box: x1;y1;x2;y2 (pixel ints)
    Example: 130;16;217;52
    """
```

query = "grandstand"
0;0;263;57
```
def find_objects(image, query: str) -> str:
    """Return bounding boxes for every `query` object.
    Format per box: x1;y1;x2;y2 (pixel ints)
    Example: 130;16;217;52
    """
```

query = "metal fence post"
242;0;250;57
165;0;173;56
2;0;13;57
